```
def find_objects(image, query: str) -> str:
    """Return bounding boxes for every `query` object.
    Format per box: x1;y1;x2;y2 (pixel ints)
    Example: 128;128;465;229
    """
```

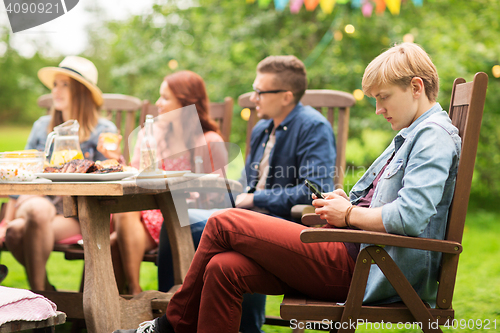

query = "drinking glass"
100;130;120;151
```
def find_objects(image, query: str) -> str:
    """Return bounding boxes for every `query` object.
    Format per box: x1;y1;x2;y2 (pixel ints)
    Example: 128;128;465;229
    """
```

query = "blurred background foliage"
1;0;500;204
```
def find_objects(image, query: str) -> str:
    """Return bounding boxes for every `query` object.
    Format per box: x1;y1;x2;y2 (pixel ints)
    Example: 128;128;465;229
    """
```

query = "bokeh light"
403;33;415;43
492;65;500;78
241;108;251;121
334;30;343;41
168;59;178;70
345;24;355;34
353;89;364;101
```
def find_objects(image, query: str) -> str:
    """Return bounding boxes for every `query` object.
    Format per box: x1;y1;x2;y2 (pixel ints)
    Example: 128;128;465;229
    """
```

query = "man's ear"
411;77;425;99
282;91;295;106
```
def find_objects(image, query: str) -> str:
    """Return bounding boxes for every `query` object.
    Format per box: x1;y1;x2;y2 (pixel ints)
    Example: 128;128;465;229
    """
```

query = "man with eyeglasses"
235;55;336;215
229;55;336;332
154;55;337;333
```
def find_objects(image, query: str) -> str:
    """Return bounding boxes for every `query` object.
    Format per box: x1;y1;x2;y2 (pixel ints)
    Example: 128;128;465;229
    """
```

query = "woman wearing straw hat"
3;56;118;291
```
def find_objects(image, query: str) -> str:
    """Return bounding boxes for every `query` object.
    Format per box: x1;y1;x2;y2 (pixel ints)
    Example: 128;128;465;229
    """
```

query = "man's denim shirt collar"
394;102;443;152
351;102;445;197
263;102;304;133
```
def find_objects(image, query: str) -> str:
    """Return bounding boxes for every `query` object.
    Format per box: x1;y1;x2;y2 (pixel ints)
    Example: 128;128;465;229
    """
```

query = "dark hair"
164;71;223;168
165;71;221;136
257;55;308;103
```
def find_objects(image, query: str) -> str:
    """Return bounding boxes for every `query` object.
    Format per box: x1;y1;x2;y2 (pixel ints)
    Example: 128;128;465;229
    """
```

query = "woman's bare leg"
110;231;127;293
114;211;156;295
4;218;27;266
5;196;80;290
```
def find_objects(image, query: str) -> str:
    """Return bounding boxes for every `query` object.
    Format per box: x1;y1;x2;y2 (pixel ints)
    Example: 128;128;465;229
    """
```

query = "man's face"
250;73;290;120
371;83;419;131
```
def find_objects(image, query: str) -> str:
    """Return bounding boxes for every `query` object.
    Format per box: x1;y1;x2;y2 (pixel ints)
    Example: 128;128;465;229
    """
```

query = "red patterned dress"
140;153;191;244
130;129;226;245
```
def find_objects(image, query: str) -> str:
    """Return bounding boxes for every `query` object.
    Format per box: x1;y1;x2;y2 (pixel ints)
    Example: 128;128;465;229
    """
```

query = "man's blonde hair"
362;43;439;101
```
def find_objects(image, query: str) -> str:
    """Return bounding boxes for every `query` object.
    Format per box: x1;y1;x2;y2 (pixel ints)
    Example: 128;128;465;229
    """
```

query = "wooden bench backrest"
238;89;355;188
436;72;488;309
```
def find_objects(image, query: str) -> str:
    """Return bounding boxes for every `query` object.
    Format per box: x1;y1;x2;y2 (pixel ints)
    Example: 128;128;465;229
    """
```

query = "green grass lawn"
0;125;32;152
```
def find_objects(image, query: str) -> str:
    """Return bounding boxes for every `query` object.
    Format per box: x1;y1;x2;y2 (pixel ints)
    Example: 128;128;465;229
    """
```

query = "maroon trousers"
166;208;355;333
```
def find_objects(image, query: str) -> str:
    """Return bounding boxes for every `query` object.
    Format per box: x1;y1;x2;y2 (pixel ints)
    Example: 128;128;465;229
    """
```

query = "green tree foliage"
0;27;54;124
1;0;500;199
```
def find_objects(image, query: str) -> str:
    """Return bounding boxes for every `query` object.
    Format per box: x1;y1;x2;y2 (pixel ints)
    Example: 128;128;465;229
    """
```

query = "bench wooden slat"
281;294;453;325
0;311;66;333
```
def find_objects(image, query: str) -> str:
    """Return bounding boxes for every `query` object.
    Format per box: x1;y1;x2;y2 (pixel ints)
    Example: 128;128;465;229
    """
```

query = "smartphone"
304;179;324;199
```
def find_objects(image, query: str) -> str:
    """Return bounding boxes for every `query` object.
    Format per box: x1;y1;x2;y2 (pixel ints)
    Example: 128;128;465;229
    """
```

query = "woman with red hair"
109;71;227;295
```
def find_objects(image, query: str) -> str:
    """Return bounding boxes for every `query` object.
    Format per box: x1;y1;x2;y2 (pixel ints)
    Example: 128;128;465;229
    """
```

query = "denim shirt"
246;102;336;219
349;103;461;306
25;115;117;162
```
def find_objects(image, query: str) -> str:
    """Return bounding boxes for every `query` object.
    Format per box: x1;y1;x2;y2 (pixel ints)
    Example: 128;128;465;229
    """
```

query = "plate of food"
35;158;138;182
182;173;220;179
35;171;138;182
135;170;191;179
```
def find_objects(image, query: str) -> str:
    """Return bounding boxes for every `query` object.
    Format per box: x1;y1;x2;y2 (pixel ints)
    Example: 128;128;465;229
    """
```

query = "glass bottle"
140;115;157;172
194;155;204;174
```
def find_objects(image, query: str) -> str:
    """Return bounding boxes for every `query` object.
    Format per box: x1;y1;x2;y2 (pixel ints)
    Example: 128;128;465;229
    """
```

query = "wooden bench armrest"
300;228;462;254
290;204;316;220
301;212;327;226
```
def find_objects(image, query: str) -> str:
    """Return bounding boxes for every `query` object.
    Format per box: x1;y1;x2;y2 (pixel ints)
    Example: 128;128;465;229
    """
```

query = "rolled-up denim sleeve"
381;125;458;236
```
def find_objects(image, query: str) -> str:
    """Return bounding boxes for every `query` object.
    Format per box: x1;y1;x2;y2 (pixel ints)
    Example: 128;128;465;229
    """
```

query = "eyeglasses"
252;85;289;101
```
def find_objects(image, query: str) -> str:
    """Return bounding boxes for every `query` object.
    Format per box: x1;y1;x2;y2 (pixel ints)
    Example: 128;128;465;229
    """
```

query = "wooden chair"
37;93;143;164
238;89;355;219
280;73;488;333
140;97;234;142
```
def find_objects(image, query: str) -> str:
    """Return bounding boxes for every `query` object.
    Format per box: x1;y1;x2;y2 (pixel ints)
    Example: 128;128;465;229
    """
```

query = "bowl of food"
0;150;44;182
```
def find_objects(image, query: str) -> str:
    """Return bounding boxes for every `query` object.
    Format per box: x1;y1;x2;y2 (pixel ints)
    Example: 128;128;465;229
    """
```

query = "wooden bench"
0;311;66;333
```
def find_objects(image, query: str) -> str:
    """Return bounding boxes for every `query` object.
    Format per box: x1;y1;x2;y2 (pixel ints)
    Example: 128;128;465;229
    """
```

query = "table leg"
77;196;121;333
155;192;195;285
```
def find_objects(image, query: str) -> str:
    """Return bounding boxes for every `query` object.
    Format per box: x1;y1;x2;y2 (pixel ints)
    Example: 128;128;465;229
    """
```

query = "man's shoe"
113;318;160;333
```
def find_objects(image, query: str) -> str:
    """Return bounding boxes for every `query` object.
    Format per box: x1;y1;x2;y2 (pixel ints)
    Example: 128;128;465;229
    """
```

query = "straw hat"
38;56;103;106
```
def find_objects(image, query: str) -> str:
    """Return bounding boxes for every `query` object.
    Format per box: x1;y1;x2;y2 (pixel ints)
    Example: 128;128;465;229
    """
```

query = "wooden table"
0;176;241;333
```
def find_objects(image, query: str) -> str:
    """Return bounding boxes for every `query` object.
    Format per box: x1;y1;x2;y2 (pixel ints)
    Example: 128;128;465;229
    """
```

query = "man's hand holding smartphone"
304;179;325;199
305;180;349;200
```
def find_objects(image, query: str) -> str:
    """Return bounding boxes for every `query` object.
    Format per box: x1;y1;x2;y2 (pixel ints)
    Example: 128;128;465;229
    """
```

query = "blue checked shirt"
245;102;336;219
